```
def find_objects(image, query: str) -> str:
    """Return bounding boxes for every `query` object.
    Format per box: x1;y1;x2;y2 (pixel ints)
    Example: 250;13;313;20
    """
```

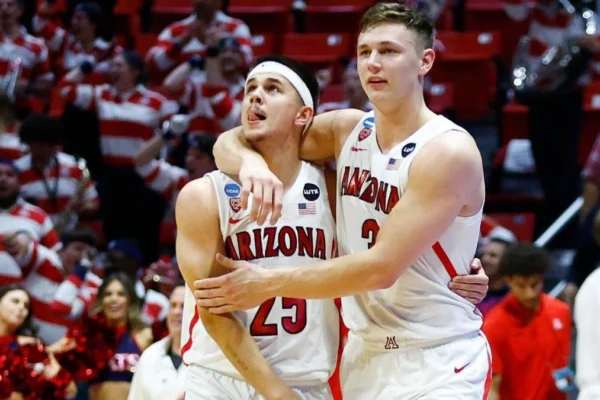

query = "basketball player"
194;3;491;399
175;55;340;400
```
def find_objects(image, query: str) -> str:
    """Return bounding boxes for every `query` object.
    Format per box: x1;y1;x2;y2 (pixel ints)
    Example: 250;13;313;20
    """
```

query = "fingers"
258;184;273;226
240;178;252;210
448;281;487;295
270;181;284;225
193;276;226;290
209;305;236;314
215;253;237;269
195;295;228;309
250;181;262;222
451;273;489;285
193;288;225;300
469;258;483;272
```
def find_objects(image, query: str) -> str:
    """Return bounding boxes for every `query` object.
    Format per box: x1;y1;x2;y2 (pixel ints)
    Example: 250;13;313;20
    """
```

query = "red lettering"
252;228;264;258
375;182;388;213
281;298;307;334
237;232;254;260
264;227;278;257
279;226;296;257
250;298;278;336
345;168;370;197
315;229;326;260
297;227;313;257
224;236;239;260
360;177;378;203
387;186;400;213
250;297;308;336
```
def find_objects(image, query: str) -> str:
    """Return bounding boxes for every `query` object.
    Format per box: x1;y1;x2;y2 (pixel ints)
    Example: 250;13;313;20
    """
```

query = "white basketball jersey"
181;162;339;385
337;111;483;350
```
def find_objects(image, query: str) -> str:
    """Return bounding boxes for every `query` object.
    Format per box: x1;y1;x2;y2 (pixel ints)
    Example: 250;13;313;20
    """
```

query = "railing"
533;197;584;297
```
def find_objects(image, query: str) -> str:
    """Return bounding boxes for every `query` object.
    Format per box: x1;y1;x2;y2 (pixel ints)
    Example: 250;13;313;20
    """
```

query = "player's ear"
419;48;435;77
295;106;314;128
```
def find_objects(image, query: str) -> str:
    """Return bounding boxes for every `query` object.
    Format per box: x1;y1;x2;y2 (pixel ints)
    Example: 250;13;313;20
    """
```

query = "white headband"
246;61;314;109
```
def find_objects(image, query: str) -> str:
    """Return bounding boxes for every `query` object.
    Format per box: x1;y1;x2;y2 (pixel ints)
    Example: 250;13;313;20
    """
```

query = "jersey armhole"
205;172;228;241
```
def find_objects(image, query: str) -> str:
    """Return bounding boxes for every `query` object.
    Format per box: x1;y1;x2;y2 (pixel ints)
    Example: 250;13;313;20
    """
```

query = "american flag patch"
298;202;316;215
386;158;400;170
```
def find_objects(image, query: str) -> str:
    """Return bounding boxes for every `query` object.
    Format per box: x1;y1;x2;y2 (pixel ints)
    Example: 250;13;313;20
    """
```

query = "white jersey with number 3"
337;111;483;350
181;162;339;385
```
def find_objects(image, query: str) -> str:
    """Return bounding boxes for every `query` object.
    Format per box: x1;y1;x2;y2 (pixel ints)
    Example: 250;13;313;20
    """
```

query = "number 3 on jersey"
362;219;380;249
250;297;307;336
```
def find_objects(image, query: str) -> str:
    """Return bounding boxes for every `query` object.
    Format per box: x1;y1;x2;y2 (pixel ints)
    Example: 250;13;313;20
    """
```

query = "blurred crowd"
1;0;600;399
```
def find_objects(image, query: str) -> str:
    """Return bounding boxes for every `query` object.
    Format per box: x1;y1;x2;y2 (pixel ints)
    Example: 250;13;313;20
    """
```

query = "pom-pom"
54;314;120;382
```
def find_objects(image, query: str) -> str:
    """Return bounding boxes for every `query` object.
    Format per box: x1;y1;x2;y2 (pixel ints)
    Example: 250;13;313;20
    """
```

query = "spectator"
0;159;61;286
128;284;186;400
135;133;217;220
574;264;600;400
318;60;372;114
163;36;245;135
58;50;178;263
484;243;573;400
145;0;252;80
86;272;153;400
15;113;99;230
0;95;24;160
33;1;120;81
0;0;54;111
477;236;514;317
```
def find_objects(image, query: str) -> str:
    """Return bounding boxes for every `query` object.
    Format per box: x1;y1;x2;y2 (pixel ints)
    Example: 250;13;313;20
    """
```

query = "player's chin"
242;125;270;144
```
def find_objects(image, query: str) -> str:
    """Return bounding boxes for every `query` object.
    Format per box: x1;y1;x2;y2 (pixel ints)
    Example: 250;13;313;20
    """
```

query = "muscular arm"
489;375;501;400
175;179;294;400
262;132;484;299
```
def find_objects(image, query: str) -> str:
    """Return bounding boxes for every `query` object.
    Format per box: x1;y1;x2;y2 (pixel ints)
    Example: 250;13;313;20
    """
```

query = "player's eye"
246;85;256;94
359;49;371;57
267;85;280;93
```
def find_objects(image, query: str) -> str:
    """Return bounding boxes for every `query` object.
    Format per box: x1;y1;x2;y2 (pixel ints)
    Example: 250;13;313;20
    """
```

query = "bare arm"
175;179;296;400
134;136;166;168
163;63;192;94
196;132;485;307
212;109;363;224
488;375;501;400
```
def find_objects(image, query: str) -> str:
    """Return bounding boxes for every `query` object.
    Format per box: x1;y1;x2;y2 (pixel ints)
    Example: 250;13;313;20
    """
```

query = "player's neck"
373;91;436;154
256;141;303;190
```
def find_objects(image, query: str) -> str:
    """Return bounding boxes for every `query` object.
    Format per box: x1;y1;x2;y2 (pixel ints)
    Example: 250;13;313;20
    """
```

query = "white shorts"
184;365;333;400
340;332;492;400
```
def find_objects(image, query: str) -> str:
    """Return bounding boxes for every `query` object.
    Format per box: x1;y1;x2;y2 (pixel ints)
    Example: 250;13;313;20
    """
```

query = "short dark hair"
188;134;217;160
498;243;552;278
359;2;435;50
19;114;63;145
61;228;97;248
121;50;147;84
253;54;320;109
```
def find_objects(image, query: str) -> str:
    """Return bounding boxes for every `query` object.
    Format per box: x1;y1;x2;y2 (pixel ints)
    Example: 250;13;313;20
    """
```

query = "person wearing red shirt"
484;243;573;400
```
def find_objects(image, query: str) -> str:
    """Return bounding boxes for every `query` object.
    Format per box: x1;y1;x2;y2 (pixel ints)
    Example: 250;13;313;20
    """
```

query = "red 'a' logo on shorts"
358;128;371;141
384;336;399;350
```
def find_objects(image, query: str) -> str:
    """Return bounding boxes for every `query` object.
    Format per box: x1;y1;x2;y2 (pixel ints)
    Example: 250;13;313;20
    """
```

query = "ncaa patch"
358;128;371;142
401;143;416;157
303;183;320;201
230;198;241;213
363;116;375;129
224;183;241;198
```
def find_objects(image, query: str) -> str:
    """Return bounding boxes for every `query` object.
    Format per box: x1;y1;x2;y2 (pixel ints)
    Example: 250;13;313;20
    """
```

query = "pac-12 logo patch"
230;198;241;213
303;183;320;201
401;143;416;157
224;183;241;198
363;116;375;129
358;128;371;142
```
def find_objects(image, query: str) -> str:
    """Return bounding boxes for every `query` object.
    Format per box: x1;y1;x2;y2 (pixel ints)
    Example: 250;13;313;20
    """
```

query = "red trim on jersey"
181;307;200;362
482;336;493;399
432;241;458;278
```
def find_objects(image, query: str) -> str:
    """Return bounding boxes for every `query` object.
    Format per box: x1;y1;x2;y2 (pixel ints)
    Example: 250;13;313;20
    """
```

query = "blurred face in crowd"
219;46;243;75
105;249;138;279
242;73;313;145
0;0;22;27
0;163;19;206
28;141;57;167
186;148;216;179
60;241;93;274
481;240;507;279
101;279;130;325
110;54;138;90
505;274;544;310
71;9;96;40
166;286;185;336
0;289;29;334
192;0;218;21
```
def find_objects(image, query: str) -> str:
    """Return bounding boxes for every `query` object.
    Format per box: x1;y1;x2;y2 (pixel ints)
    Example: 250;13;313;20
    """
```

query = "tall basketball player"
194;3;492;399
176;55;339;400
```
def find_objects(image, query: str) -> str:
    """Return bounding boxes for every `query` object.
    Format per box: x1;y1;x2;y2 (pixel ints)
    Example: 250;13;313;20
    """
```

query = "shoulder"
543;294;570;316
483;304;510;335
175;175;219;224
134;327;153;351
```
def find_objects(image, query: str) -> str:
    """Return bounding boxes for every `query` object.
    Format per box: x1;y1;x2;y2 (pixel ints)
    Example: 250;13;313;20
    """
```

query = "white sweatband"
246;61;314;109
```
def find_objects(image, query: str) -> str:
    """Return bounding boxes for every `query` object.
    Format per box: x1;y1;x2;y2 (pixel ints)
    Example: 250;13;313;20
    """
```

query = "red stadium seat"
153;0;192;14
227;0;294;35
303;0;374;33
581;82;600;165
425;82;454;115
134;33;159;59
501;100;529;146
430;31;502;120
115;0;141;15
160;221;177;248
283;33;352;65
320;84;345;104
464;0;530;67
251;34;276;57
487;212;536;242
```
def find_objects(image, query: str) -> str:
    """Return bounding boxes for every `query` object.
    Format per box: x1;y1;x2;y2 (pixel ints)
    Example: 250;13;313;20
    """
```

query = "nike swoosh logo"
454;362;471;374
351;146;367;152
229;216;247;224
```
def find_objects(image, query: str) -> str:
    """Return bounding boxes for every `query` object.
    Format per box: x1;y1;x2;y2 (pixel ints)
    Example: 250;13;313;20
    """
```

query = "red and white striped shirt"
504;0;600;81
137;160;188;203
0;26;53;84
15;151;99;221
146;11;252;73
0;126;25;160
32;11;120;80
59;83;179;166
0;197;61;286
182;73;244;134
